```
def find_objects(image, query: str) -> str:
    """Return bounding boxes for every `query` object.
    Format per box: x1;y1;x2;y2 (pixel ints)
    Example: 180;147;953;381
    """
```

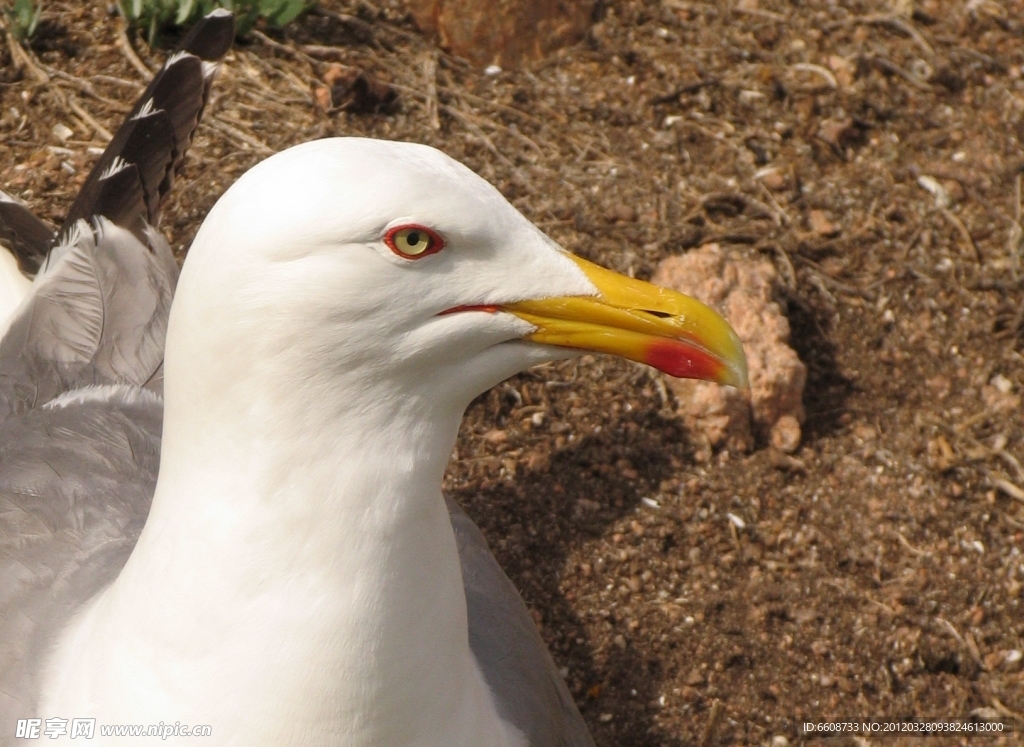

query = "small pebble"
738;89;766;106
757;167;787;191
313;85;332;111
604;203;637;223
685;668;706;686
970;707;1002;722
817;117;854;147
918;175;951;209
808;209;839;237
52;123;74;142
990;374;1013;394
483;429;507;444
770;415;802;453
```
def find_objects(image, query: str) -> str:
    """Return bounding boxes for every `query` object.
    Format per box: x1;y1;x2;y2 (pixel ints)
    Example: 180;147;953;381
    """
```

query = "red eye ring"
384;224;445;259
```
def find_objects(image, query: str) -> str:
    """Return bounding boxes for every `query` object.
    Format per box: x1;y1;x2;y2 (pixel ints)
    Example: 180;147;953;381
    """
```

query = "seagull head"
170;138;746;424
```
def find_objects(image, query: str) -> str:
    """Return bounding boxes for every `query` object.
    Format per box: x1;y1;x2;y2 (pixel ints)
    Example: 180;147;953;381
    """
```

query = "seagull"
0;18;747;747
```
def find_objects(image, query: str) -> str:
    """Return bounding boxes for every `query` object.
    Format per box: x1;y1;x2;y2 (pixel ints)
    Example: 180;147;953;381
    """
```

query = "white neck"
40;273;523;747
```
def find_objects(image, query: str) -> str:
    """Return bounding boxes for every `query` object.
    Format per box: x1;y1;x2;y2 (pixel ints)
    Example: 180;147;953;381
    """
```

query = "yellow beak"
502;254;748;388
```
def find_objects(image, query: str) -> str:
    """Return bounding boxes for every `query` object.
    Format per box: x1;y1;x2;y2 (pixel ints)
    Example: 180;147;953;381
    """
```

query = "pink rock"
651;244;806;452
406;0;595;68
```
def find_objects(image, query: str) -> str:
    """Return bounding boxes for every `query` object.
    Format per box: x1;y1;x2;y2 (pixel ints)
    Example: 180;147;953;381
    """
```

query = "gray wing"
446;497;596;747
0;386;162;738
0;224;172;740
0;11;233;740
0;220;178;421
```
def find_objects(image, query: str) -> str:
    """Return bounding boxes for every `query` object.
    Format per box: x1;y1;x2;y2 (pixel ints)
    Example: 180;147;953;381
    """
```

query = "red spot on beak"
645;339;726;382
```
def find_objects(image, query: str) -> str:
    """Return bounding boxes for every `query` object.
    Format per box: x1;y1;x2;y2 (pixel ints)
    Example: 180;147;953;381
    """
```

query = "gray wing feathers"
0;223;173;738
0;222;174;735
0;391;161;740
446;497;595;747
0;221;178;420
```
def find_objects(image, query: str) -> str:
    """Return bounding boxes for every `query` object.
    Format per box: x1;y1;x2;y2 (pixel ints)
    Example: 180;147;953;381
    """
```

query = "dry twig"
66;96;113;142
423;52;440;131
46;68;132;111
991;698;1024;724
790;63;837;89
895;531;930;557
5;30;49;83
697;699;724;747
869;55;932;91
207;117;275;155
732;6;787;22
831;14;935;57
117;23;154;81
942;209;981;263
992;476;1024;504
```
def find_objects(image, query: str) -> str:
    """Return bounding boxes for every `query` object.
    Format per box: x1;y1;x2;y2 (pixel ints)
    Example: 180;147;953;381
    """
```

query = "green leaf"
118;0;315;45
175;0;196;25
273;0;308;26
8;0;41;41
27;3;41;37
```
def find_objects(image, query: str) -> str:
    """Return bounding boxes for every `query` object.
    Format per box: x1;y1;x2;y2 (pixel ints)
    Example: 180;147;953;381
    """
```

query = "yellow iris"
391;228;434;256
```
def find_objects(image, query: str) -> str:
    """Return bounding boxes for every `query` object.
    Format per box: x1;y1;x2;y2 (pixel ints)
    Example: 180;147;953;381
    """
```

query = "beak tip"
721;365;749;390
725;336;749;390
725;370;750;391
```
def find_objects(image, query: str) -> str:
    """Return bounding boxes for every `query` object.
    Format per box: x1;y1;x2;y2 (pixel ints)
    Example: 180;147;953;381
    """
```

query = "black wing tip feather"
0;193;55;275
181;9;236;62
54;10;234;247
91;162;149;242
119;109;177;226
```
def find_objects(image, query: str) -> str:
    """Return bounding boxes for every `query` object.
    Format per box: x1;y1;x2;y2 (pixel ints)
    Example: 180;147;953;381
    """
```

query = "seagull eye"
385;225;444;259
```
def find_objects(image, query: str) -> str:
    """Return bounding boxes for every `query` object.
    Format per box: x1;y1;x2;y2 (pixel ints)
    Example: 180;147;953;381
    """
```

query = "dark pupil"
407;231;421;247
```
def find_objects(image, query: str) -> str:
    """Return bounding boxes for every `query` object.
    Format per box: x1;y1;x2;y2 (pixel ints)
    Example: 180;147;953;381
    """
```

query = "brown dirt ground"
2;0;1023;745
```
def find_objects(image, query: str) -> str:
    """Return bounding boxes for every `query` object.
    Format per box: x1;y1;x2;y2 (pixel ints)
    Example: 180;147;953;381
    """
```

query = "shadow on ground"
453;408;694;747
